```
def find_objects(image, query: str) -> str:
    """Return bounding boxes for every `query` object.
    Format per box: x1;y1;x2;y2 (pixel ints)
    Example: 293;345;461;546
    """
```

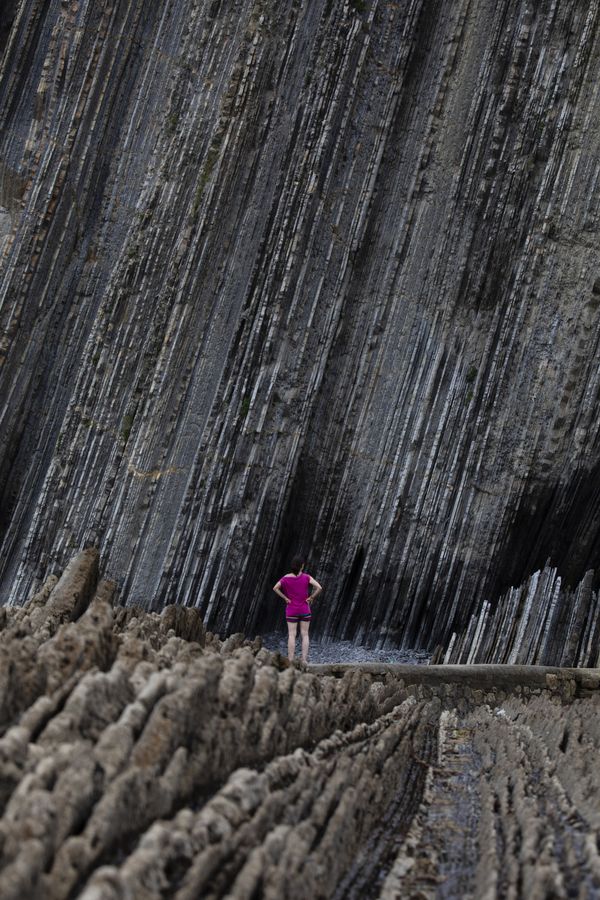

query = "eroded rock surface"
444;564;600;667
2;1;600;649
0;550;599;898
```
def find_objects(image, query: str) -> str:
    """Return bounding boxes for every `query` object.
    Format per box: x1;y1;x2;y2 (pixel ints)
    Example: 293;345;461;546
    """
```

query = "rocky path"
1;550;599;899
259;632;431;666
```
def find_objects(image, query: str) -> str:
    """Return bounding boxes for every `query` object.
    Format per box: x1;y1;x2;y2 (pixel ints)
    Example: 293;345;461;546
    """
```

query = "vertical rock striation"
443;565;600;666
2;0;600;648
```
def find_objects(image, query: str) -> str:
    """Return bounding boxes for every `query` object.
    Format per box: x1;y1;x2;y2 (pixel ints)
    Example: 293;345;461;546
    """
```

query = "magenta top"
280;573;311;616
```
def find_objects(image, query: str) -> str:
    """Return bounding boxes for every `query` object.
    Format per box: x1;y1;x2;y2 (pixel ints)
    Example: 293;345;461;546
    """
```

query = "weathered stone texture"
0;551;599;898
444;564;600;666
2;2;600;649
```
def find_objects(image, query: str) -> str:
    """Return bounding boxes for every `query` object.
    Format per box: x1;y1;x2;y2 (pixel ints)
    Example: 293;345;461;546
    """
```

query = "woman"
273;556;322;663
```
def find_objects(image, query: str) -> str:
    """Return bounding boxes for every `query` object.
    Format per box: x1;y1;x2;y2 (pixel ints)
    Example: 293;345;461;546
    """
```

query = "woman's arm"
308;576;322;604
273;580;289;603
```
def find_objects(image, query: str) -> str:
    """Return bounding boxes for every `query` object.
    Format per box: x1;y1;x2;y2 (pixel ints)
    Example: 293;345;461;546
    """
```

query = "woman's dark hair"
290;555;305;575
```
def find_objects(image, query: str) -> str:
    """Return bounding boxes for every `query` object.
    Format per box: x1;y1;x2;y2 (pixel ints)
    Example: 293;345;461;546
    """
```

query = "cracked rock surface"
0;550;599;899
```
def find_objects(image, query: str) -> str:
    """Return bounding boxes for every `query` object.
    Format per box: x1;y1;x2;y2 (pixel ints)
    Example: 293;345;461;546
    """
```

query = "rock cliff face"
443;564;600;666
1;550;599;898
2;0;600;647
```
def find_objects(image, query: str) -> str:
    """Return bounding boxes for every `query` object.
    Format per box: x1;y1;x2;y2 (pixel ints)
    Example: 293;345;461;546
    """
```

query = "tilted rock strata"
0;550;599;898
2;2;600;646
443;564;600;666
0;550;417;898
380;697;600;899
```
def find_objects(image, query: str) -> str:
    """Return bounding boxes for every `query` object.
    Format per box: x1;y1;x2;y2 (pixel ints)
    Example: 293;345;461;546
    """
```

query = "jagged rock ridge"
1;549;599;898
443;564;600;667
2;1;600;647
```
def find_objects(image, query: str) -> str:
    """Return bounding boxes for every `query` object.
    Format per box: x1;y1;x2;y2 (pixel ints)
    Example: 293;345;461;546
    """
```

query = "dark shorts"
286;612;312;623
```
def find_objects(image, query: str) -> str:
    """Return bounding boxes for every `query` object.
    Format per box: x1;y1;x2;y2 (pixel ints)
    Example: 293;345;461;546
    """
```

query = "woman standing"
273;556;322;663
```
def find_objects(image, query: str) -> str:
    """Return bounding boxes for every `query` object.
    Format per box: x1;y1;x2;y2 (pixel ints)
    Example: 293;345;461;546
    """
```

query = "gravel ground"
259;633;430;665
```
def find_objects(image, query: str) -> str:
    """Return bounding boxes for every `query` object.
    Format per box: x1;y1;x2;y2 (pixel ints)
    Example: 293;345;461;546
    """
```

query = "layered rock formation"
0;549;599;898
2;0;600;648
444;564;600;666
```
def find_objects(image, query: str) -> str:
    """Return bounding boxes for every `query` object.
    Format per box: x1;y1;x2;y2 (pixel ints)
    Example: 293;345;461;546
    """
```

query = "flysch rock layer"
443;564;600;666
0;549;599;899
2;2;600;647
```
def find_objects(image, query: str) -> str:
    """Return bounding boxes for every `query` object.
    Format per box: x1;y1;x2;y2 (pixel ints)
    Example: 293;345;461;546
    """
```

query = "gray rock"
0;558;597;897
1;2;600;655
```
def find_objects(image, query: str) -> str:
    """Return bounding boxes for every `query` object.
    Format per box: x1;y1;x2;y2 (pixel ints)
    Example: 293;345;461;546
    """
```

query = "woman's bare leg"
287;621;297;660
300;620;310;663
